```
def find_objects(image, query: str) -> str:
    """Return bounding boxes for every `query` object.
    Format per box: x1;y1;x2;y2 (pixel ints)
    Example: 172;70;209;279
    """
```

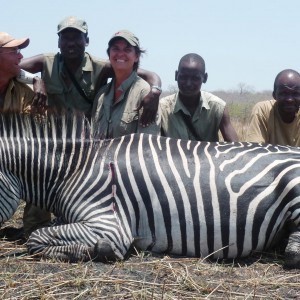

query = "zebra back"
0;113;92;141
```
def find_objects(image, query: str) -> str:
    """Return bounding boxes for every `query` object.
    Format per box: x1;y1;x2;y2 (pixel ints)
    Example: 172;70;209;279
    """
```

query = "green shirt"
246;99;300;146
91;72;160;139
42;52;108;114
160;91;225;141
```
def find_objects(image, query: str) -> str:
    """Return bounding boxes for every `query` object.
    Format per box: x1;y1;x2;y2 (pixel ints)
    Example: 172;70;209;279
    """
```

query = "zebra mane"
0;113;92;141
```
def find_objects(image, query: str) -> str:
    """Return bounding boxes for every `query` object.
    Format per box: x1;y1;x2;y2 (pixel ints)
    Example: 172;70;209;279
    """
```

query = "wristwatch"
151;85;162;93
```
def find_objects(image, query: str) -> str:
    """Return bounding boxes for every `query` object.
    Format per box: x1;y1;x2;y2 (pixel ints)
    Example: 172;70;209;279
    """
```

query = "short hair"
178;53;206;71
273;69;300;91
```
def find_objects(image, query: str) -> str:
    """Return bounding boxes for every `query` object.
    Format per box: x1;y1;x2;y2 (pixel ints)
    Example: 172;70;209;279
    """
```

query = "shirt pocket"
46;83;64;96
44;84;67;112
119;111;139;135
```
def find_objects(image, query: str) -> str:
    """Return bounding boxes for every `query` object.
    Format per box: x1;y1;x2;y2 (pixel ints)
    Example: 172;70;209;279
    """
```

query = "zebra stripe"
0;114;300;266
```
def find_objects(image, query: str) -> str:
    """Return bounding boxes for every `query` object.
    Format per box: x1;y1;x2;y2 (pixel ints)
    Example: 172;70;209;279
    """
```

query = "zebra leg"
0;172;21;225
284;229;300;268
27;223;126;262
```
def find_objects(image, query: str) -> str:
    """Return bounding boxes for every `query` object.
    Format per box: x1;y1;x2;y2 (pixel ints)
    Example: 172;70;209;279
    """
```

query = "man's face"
58;29;87;60
273;72;300;115
176;59;206;97
0;47;23;79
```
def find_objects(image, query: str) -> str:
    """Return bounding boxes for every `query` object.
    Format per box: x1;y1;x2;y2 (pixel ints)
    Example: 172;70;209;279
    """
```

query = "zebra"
0;114;300;267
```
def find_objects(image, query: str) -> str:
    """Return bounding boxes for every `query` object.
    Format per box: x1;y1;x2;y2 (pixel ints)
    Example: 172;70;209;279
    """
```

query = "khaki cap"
0;32;29;49
57;16;88;34
109;30;139;47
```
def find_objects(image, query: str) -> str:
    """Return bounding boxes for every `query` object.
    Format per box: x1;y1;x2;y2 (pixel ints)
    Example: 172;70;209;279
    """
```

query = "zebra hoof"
284;231;300;269
93;239;124;262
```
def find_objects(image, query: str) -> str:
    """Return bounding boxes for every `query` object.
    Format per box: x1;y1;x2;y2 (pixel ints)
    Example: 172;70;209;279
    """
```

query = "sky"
2;0;300;92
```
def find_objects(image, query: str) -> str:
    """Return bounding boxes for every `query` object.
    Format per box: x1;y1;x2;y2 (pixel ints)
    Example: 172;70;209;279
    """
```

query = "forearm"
17;71;48;111
220;107;239;142
221;128;239;142
137;68;162;88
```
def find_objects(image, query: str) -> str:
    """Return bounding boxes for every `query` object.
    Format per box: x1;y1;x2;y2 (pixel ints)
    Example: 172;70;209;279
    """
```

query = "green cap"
109;30;139;47
57;16;88;34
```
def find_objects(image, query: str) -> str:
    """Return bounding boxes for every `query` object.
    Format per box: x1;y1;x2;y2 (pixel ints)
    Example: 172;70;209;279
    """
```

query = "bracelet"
151;85;162;92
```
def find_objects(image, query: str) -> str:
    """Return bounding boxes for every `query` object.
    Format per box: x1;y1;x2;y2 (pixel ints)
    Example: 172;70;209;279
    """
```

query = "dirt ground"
1;205;300;300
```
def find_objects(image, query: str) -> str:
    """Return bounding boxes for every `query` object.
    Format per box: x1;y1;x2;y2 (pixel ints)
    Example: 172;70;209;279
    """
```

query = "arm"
219;107;239;142
19;54;45;74
136;68;162;127
19;55;47;112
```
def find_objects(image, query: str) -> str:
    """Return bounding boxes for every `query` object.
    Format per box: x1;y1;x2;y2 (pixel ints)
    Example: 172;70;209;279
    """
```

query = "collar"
105;71;138;105
115;71;137;92
174;91;210;115
81;52;94;72
59;52;93;75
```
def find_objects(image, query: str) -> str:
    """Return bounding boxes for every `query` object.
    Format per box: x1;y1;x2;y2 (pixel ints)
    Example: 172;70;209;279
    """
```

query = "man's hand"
31;77;48;114
136;88;161;127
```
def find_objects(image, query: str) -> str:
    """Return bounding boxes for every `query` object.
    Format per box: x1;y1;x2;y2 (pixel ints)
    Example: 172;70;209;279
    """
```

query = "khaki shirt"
160;91;225;141
42;52;108;115
2;79;34;113
246;99;300;146
92;72;160;138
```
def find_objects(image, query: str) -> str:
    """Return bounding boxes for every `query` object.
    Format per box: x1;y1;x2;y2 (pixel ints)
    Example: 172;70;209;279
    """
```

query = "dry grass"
232;118;250;142
1;205;300;299
218;118;249;143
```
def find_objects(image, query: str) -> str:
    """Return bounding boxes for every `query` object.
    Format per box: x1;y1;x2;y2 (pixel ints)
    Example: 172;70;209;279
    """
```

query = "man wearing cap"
0;32;51;239
91;29;160;138
0;32;35;111
20;16;162;122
